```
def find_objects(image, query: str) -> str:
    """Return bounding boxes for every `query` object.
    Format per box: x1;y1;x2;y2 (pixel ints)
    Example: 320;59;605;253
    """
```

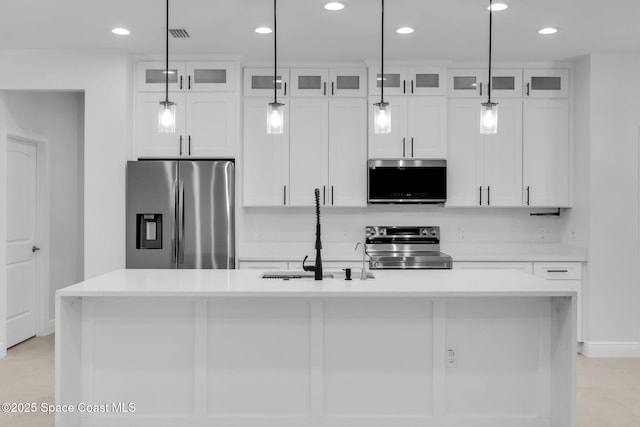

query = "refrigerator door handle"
171;180;178;264
178;180;185;264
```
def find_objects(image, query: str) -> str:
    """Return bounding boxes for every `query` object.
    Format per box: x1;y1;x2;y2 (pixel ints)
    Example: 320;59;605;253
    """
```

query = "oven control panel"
366;226;440;241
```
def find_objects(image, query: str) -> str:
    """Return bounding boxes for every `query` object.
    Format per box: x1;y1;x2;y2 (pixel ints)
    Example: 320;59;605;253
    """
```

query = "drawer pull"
547;269;569;273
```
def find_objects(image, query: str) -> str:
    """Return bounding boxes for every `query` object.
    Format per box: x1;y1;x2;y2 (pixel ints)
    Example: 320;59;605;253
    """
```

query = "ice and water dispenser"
136;214;162;249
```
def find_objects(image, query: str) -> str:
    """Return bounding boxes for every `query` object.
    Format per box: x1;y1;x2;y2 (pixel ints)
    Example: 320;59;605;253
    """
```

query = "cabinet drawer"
533;262;582;280
453;261;533;274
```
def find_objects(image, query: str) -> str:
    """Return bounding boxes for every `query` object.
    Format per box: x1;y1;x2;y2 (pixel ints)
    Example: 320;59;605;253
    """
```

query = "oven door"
367;159;447;204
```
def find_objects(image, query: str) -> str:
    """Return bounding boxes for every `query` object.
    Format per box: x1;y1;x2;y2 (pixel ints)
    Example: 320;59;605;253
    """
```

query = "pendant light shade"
373;0;390;134
158;0;176;133
480;0;498;135
267;0;284;134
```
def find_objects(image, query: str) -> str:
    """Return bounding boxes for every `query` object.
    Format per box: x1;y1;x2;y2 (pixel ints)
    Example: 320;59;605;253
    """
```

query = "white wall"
0;91;84;324
0;50;132;353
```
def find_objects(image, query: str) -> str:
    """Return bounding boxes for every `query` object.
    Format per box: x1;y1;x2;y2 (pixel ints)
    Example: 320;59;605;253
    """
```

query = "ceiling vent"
169;28;190;38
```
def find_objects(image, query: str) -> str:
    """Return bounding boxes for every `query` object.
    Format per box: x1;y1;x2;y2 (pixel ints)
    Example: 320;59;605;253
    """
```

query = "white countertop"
57;268;577;298
240;242;587;263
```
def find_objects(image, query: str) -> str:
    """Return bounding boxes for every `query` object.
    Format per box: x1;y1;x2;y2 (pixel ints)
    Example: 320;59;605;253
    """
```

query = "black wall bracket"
530;208;561;217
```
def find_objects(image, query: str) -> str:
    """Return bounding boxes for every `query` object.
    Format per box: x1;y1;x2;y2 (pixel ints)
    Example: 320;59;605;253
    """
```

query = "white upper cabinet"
369;65;446;96
524;69;569;98
244;68;290;97
523;98;570;207
367;96;408;158
137;61;236;92
290;68;367;97
136;92;188;158
448;68;522;98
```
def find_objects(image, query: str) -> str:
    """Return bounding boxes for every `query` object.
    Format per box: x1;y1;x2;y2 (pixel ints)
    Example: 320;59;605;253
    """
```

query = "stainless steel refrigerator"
126;160;235;269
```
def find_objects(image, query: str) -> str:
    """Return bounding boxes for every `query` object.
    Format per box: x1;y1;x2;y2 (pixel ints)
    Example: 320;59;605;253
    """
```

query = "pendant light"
480;0;498;134
267;0;284;134
158;0;176;133
373;0;390;134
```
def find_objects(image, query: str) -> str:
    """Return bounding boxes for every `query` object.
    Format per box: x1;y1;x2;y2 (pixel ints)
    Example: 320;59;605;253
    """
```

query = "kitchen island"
56;269;576;427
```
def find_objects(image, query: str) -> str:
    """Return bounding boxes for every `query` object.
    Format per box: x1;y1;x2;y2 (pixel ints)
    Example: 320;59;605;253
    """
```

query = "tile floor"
0;335;639;426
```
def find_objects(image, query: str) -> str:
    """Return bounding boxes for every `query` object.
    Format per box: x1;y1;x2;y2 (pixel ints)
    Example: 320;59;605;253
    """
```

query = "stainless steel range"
365;226;452;269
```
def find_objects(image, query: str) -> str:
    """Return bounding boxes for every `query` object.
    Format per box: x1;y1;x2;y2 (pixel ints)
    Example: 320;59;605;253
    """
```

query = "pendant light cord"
165;0;169;104
273;0;278;104
380;0;384;103
487;0;492;103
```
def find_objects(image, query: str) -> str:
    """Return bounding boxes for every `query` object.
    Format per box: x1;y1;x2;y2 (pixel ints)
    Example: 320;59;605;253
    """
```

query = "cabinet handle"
323;186;326;205
180;75;183;90
547;269;569;273
479;186;482;206
284;82;287;96
331;82;334;95
179;135;183;156
323;82;326;96
283;185;287;206
188;75;192;90
526;82;530;96
402;137;406;157
188;135;191;156
411;80;414;94
403;80;406;94
331;185;334;205
411;137;414;157
487;186;491;206
479;82;483;96
526;186;530;206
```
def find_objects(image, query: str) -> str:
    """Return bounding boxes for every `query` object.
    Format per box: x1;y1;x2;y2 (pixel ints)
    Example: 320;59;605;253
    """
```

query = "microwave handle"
402;137;406;157
479;186;482;206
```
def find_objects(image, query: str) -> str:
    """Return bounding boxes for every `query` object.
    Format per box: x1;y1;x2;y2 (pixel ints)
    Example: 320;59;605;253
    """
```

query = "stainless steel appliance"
365;226;452;269
368;159;446;204
126;160;235;269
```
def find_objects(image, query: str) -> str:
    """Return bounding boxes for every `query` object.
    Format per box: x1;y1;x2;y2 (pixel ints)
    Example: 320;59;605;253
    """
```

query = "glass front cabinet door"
244;68;290;98
137;61;186;92
524;69;569;98
330;68;367;97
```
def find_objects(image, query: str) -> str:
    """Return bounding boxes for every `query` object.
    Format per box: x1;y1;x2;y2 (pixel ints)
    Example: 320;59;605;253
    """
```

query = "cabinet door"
137;61;185;92
448;68;484;98
445;99;483;206
407;67;446;95
482;99;523;207
290;68;329;97
186;93;237;157
524;69;569;98
135;92;186;158
329;68;367;97
368;96;407;159
523;99;570;207
490;69;523;98
328;99;367;207
368;66;406;96
242;98;289;206
244;68;289;97
185;61;236;92
289;98;329;206
407;96;447;158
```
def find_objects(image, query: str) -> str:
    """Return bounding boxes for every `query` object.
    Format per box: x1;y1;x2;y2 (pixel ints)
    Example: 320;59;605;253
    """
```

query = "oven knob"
421;229;428;235
430;229;437;236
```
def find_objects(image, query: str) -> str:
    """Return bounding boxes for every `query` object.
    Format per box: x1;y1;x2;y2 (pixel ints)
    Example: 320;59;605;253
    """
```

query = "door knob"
32;245;40;253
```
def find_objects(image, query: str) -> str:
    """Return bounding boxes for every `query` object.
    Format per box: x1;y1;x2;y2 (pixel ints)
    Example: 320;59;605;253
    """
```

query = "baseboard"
0;342;6;359
582;341;640;358
37;319;55;337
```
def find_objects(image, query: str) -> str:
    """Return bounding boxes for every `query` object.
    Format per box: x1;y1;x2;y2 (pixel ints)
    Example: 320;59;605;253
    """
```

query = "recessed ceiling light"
111;28;130;36
324;2;345;11
255;27;272;34
538;27;558;35
396;27;414;34
488;3;508;11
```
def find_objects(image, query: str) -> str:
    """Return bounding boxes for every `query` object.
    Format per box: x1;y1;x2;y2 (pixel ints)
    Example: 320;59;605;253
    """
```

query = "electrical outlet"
446;347;457;368
458;228;465;240
538;228;546;240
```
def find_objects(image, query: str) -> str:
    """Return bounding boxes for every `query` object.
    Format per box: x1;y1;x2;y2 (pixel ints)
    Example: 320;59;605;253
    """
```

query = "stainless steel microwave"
367;159;447;204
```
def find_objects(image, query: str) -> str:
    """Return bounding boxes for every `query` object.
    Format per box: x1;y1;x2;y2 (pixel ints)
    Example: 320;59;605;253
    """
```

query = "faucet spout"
355;242;368;280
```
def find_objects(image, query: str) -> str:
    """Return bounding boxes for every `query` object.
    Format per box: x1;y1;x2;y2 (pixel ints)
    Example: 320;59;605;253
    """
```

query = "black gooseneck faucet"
302;188;323;280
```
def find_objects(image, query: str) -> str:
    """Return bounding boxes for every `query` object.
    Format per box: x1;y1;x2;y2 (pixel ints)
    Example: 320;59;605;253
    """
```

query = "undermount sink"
260;270;375;280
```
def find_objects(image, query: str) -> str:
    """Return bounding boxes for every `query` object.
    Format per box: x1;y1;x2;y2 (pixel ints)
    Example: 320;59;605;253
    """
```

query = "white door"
135;92;186;158
290;68;328;97
407;96;447;158
368;96;407;159
187;92;236;157
242;98;290;206
6;139;38;347
288;98;329;206
483;99;523;207
328;98;367;207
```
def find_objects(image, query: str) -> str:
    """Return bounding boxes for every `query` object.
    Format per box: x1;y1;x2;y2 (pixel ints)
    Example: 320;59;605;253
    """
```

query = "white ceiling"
1;0;639;63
